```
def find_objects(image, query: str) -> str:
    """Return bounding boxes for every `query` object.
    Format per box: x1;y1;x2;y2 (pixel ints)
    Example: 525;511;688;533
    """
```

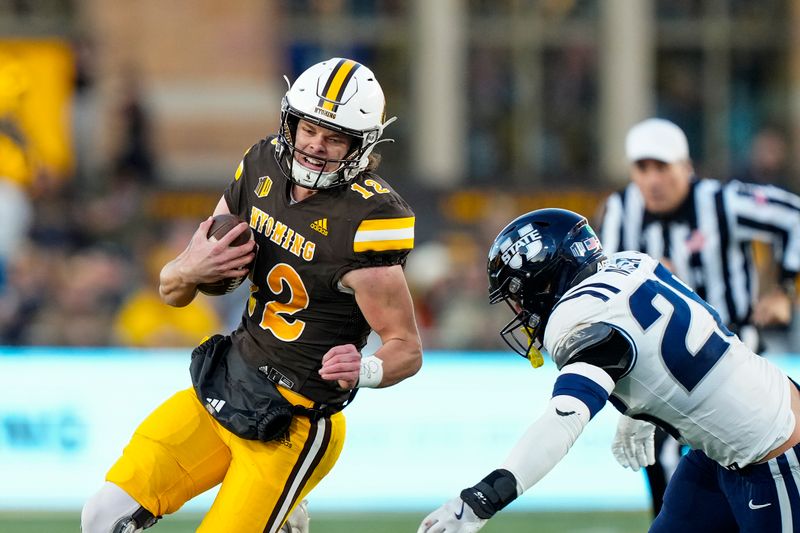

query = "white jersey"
543;251;795;468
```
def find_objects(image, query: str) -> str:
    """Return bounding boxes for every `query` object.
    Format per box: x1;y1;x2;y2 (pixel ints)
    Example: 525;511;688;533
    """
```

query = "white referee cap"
625;118;690;163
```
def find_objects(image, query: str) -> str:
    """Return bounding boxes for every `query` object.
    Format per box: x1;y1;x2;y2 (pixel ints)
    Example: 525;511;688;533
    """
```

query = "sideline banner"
0;40;75;181
4;348;797;512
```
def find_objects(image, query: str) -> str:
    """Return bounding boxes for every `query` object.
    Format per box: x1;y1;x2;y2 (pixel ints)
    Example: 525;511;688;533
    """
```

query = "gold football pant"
106;386;346;533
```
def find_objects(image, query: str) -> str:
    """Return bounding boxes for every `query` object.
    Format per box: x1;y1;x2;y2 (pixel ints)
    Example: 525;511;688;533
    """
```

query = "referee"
599;118;800;517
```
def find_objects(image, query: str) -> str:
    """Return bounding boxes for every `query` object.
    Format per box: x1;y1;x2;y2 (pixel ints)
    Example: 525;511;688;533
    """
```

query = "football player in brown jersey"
82;58;422;533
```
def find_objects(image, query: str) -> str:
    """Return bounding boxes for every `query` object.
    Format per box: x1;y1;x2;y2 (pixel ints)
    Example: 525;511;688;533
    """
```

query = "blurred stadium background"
2;0;800;531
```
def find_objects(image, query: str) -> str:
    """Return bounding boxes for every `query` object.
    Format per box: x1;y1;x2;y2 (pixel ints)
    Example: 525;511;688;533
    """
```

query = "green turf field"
0;510;651;532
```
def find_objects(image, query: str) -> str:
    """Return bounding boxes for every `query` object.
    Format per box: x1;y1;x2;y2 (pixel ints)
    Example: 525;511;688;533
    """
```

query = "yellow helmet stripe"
318;59;360;112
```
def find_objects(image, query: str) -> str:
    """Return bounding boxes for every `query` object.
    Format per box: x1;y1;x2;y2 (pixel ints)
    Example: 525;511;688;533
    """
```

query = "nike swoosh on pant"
748;500;772;510
455;501;465;519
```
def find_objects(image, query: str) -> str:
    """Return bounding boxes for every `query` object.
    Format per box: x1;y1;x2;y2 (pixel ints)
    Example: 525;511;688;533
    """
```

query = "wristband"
460;469;518;519
357;355;383;388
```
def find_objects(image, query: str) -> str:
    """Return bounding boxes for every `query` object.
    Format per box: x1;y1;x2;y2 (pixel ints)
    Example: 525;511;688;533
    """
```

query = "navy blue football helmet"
487;208;606;367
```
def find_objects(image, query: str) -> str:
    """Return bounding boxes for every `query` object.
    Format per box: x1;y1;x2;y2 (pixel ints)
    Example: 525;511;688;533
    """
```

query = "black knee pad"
111;507;159;533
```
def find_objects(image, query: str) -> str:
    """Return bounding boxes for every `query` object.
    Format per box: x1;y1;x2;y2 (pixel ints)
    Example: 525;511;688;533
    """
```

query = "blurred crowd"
0;61;516;350
9;116;800;352
0;33;798;352
0;44;229;348
0;171;213;347
0;165;515;350
0;80;798;352
3;145;796;352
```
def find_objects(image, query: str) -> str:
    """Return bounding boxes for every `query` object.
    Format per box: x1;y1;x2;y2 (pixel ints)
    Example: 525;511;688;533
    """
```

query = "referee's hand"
753;288;792;327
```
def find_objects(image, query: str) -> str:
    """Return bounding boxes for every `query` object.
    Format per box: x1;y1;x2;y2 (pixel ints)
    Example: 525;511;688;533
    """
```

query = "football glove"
280;499;309;533
417;497;487;533
611;414;656;471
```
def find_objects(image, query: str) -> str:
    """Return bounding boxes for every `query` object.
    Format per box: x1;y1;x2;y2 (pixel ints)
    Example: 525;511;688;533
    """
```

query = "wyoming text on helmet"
487;208;606;368
275;57;397;190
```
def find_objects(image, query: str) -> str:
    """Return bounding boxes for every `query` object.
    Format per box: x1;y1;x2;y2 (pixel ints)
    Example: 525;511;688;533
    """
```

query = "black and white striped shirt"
600;178;800;330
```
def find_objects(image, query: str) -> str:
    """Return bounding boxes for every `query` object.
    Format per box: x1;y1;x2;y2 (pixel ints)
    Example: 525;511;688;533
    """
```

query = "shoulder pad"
544;290;610;356
552;323;635;381
553;323;615;367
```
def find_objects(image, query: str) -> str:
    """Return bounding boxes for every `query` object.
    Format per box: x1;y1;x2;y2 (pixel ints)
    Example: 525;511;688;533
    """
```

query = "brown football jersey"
223;137;415;405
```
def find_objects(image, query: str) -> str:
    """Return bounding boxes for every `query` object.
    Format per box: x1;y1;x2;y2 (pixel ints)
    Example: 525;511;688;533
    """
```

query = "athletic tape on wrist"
357;355;383;388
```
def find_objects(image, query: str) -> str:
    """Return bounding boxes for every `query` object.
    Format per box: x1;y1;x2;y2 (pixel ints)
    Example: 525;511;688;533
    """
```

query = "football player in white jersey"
418;208;800;533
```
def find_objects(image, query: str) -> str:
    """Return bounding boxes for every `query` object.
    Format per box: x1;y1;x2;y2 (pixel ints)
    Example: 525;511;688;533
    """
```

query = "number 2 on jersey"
248;263;309;341
629;265;732;392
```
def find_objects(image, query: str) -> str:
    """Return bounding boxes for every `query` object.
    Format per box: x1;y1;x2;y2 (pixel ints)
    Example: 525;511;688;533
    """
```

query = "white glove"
417;497;487;533
611;415;656;471
280;499;309;533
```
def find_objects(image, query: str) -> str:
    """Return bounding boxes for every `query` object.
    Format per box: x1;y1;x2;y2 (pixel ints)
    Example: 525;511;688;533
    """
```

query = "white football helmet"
276;57;396;190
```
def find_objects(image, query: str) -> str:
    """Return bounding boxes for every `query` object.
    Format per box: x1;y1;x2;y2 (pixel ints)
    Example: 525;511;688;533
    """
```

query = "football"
197;213;253;296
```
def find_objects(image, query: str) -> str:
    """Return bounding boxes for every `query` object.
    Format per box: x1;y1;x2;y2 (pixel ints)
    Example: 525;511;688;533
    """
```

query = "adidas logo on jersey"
206;398;226;413
275;429;293;449
310;218;329;236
